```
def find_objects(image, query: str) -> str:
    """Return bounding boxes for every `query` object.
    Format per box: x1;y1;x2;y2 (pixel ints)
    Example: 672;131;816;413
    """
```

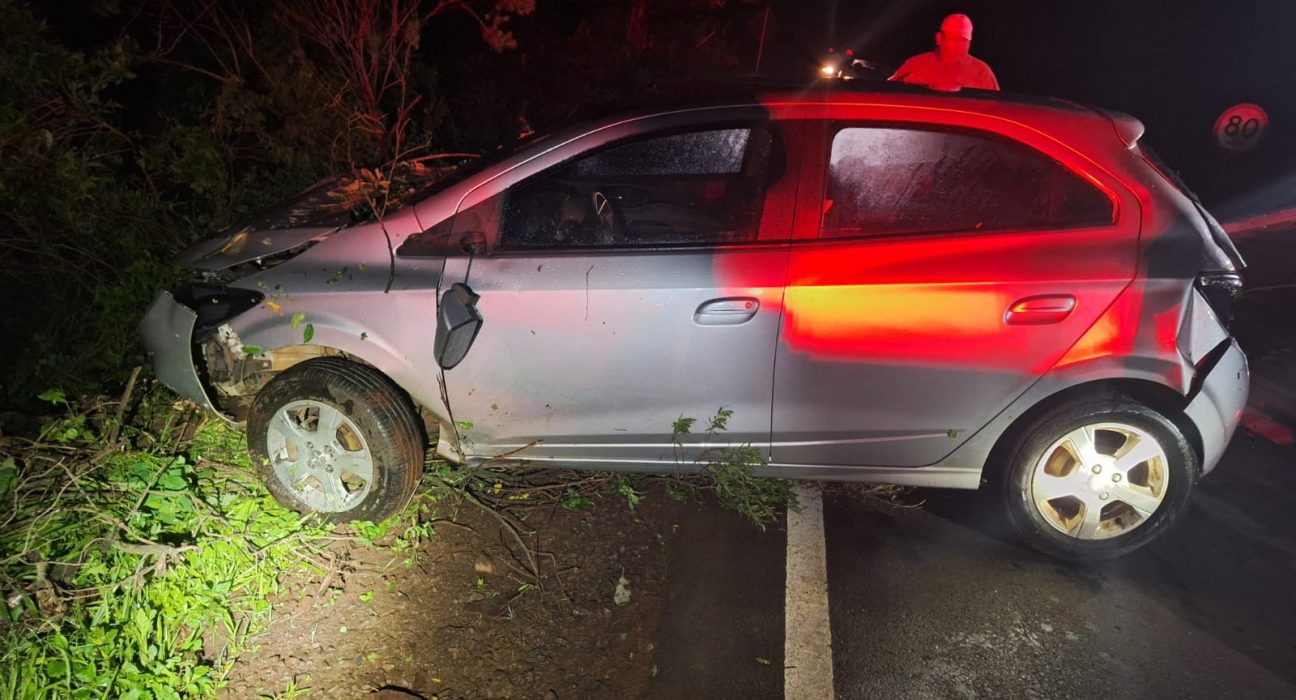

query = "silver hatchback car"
141;85;1248;560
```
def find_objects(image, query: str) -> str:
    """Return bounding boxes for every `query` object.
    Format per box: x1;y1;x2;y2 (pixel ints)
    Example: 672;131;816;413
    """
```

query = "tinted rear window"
822;126;1114;238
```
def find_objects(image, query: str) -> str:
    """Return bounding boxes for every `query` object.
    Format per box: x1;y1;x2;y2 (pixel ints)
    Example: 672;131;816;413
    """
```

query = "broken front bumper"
138;291;221;415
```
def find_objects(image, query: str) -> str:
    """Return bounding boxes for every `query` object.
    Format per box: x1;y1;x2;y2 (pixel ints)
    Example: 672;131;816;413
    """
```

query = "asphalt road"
650;499;787;699
647;432;1296;699
826;432;1296;699
644;227;1296;699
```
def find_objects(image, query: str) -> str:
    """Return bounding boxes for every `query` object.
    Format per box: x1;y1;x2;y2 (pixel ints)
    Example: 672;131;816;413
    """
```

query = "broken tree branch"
107;365;142;445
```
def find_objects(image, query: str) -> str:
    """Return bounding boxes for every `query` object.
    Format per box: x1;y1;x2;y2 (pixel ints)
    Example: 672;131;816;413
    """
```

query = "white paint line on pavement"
785;481;835;700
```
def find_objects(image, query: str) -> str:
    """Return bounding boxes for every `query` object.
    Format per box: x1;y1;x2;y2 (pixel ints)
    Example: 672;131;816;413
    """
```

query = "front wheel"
248;358;425;522
1001;398;1198;561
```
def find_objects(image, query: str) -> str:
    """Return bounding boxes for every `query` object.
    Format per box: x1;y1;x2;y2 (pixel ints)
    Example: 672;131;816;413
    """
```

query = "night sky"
394;0;1296;216
29;0;1296;217
766;0;1296;216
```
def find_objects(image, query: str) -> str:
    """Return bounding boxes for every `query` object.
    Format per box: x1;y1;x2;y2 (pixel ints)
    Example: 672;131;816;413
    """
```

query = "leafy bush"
0;391;336;698
671;408;797;530
0;1;357;404
0;3;262;401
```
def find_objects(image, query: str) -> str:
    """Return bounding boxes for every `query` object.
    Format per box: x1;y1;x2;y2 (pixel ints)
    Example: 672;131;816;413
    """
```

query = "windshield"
233;134;556;231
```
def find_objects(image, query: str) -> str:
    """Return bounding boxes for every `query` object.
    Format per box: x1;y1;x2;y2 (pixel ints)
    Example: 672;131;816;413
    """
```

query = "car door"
771;119;1137;468
438;116;804;469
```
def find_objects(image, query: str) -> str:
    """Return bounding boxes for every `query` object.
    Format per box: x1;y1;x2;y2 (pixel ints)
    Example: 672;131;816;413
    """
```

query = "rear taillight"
1196;272;1244;329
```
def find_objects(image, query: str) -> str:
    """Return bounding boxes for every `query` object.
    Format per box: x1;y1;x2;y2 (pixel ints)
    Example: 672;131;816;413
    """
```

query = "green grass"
0;391;364;698
0;395;801;698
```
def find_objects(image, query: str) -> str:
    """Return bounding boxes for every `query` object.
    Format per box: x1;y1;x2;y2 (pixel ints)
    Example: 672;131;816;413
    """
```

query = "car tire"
248;358;424;522
1000;397;1198;561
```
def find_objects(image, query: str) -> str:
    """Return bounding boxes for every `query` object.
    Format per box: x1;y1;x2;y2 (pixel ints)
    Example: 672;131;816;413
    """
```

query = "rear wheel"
1001;397;1198;561
248;358;424;522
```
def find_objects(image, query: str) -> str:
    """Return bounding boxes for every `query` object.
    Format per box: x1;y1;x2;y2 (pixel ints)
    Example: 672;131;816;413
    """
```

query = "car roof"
546;79;1138;154
568;78;1101;122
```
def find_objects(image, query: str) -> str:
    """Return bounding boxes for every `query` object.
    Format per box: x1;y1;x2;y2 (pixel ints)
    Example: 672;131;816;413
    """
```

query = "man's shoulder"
890;51;939;82
963;54;999;89
901;50;939;67
966;54;996;73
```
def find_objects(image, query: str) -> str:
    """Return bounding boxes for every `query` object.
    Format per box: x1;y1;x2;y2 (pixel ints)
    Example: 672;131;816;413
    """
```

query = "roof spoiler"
1101;109;1145;147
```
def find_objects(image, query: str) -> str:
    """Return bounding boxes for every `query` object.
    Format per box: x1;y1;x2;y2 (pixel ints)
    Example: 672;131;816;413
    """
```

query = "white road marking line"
785;481;835;700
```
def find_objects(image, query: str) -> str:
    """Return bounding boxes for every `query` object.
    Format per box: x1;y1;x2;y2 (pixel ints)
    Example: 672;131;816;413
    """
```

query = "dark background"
418;0;1296;216
770;0;1296;218
31;0;1296;216
7;0;1294;404
439;0;1296;217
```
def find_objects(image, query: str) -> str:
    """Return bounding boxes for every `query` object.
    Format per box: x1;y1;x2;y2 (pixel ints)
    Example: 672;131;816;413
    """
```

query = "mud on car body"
141;83;1248;560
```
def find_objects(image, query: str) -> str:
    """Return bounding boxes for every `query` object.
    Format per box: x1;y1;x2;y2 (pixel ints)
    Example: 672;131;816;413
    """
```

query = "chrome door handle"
694;297;760;326
1004;295;1076;325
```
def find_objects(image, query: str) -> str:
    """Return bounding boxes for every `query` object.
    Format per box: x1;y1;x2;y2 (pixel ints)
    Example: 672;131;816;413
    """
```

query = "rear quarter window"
822;125;1114;239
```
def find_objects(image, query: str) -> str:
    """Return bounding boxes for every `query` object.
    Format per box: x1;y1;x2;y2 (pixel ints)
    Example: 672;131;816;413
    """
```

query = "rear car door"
771;117;1137;468
439;115;804;468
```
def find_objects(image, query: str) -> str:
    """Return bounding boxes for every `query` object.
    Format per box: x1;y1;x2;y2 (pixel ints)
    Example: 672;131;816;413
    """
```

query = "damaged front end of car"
139;225;344;422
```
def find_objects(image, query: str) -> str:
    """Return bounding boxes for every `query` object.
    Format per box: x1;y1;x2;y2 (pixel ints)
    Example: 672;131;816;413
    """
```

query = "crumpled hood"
176;224;340;271
176;160;470;272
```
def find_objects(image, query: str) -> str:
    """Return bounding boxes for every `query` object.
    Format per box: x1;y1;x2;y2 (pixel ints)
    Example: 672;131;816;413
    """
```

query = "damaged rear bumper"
1185;339;1249;475
138;291;223;416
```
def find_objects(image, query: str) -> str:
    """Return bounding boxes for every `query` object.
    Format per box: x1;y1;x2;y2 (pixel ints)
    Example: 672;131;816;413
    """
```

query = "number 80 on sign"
1213;103;1268;153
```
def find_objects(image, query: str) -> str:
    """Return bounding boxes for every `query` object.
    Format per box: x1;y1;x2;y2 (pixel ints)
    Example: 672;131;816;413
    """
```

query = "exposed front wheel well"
247;357;426;521
198;339;450;447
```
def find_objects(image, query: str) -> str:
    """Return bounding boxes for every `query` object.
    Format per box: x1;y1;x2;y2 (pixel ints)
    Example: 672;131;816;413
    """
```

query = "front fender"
225;304;448;428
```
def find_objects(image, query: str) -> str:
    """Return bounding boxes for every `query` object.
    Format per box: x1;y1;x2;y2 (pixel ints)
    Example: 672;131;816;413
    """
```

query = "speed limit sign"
1213;103;1268;152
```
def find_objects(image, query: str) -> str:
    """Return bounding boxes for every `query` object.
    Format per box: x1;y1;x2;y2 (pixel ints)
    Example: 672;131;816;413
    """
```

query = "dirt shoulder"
221;488;692;699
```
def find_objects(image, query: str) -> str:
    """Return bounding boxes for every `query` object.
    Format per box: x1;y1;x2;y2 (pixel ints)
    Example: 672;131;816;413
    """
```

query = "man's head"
935;13;973;61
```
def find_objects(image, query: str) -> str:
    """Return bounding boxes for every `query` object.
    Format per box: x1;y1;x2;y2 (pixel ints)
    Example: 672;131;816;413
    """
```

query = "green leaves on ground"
0;457;17;497
467;407;795;532
36;389;67;406
668;407;797;530
0;393;336;699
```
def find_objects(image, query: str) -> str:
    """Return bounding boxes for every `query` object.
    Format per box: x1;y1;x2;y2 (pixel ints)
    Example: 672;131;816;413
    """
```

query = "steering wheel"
507;181;589;246
590;191;622;244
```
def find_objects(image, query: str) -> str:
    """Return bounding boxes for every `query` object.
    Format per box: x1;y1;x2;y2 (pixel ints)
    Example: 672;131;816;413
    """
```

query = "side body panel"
437;108;805;467
139;90;1244;489
768;104;1143;468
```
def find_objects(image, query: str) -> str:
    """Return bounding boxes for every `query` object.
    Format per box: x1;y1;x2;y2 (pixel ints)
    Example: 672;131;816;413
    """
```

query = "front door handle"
694;297;760;326
1005;295;1076;325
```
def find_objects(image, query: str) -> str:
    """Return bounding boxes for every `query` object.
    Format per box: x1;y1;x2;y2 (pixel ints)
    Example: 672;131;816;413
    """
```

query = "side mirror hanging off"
434;282;483;369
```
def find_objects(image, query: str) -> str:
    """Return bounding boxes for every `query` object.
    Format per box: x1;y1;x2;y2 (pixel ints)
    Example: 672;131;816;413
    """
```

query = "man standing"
890;13;999;91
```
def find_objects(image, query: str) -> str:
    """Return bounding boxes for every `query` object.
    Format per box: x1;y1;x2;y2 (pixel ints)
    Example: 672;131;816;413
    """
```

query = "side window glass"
498;126;779;250
575;130;751;177
396;195;503;257
821;126;1113;239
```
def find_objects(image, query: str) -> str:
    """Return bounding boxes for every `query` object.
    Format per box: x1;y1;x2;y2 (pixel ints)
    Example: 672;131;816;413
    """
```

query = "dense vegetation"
0;0;763;404
0;2;785;695
6;0;1281;695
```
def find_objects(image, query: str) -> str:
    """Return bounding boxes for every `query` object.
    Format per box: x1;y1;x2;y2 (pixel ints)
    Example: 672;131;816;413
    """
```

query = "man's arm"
978;60;1000;91
889;55;918;82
